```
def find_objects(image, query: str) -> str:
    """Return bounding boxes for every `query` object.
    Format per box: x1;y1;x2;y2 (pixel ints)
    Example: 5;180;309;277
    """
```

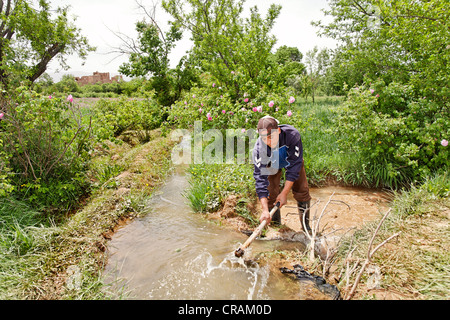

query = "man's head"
257;115;280;148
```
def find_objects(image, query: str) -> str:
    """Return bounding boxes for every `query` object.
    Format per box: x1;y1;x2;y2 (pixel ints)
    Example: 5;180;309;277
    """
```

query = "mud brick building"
75;71;123;86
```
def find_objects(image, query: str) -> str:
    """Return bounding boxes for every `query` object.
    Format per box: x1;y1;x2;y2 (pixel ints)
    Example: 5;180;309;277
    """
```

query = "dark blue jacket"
252;124;304;199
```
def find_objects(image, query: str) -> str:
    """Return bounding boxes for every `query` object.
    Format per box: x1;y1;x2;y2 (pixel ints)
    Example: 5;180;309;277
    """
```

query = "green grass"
289;96;415;188
185;163;256;216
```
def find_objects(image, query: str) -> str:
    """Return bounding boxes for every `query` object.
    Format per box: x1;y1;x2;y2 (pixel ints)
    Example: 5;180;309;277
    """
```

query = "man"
252;115;312;233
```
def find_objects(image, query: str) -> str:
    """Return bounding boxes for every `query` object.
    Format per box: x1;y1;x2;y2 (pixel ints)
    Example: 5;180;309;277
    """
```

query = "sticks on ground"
345;208;401;300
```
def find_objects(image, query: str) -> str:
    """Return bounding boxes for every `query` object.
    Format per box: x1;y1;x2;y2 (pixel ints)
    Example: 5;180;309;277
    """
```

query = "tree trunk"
27;43;65;83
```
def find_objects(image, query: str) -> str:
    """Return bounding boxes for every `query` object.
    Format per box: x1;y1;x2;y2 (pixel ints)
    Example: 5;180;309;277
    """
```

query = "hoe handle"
237;202;280;253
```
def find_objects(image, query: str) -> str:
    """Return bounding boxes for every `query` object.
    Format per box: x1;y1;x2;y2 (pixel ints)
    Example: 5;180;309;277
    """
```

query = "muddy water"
104;166;315;300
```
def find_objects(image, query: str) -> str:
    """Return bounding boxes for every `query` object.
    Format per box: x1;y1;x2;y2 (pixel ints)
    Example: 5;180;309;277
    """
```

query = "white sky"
47;0;337;80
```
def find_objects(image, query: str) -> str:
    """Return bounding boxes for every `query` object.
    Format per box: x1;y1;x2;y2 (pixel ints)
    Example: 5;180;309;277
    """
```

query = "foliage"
185;163;255;214
117;7;199;106
119;20;182;78
90;96;166;141
162;0;284;100
0;134;13;197
272;45;306;85
0;87;93;207
313;0;450;103
335;82;449;188
163;73;297;132
303;46;331;102
0;0;94;87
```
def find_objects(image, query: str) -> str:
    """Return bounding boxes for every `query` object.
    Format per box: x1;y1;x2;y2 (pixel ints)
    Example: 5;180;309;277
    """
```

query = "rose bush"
335;81;449;187
163;73;296;132
0;87;93;207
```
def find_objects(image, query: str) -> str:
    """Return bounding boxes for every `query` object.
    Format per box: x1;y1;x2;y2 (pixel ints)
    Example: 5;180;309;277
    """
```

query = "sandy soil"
213;185;392;241
281;185;392;236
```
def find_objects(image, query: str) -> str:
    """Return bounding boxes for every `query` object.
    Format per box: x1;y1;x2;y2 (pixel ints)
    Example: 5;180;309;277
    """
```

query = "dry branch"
345;208;401;300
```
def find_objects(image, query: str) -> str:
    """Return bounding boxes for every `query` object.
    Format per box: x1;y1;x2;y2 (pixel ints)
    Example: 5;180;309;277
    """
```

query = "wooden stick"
235;203;280;256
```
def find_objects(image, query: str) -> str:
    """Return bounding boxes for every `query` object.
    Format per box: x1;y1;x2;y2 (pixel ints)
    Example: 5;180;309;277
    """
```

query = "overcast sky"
47;0;337;81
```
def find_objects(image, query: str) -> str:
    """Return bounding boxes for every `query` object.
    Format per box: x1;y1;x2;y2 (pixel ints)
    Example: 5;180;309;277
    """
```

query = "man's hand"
259;208;271;224
275;191;288;208
259;197;271;224
276;181;294;208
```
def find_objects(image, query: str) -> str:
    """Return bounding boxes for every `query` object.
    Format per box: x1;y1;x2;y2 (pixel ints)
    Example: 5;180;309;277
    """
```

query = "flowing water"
103;166;317;300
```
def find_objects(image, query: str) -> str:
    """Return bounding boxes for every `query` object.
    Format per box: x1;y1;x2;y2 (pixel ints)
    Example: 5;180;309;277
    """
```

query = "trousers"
267;160;311;208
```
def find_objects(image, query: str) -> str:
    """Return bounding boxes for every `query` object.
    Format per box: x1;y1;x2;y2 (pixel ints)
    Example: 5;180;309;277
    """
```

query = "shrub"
335;81;449;188
0;87;92;208
91;96;165;140
163;73;297;132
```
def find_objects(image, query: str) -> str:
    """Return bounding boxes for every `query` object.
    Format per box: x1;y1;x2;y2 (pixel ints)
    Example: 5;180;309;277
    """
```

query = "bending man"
252;115;312;233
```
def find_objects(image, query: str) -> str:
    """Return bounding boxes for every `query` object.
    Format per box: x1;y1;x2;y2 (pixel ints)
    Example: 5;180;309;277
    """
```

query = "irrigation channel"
103;164;325;300
103;144;390;300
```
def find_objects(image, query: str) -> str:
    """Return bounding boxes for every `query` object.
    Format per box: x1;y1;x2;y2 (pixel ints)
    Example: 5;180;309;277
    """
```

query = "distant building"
75;71;123;86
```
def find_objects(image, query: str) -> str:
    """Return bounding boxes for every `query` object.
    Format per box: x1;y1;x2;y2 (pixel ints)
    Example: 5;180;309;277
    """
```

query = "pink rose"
67;94;73;103
441;139;448;147
268;101;274;107
289;96;295;104
287;110;293;117
244;98;249;103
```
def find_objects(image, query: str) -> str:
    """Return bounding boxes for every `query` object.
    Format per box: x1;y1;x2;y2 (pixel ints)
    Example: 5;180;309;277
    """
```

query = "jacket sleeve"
284;130;304;182
252;141;270;199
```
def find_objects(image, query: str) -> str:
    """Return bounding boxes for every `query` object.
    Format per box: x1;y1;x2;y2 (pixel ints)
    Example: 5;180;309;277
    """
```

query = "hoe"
234;202;280;258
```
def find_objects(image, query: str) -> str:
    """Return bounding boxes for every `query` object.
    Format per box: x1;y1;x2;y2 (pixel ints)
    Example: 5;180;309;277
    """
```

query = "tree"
0;0;94;88
304;46;330;102
312;0;450;103
274;45;303;64
273;45;306;84
162;0;282;100
116;1;182;79
112;0;197;106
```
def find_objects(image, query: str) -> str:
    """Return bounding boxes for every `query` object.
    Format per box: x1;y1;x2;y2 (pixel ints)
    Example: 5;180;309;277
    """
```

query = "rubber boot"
297;201;311;234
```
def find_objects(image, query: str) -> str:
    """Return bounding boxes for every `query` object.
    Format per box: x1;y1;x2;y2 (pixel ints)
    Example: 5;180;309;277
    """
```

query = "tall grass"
292;96;416;189
184;163;256;217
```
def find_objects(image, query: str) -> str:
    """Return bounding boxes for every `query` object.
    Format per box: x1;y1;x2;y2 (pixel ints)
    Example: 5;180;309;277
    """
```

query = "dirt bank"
210;185;391;243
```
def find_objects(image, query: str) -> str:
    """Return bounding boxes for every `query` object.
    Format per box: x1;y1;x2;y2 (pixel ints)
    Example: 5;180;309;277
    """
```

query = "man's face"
259;128;280;149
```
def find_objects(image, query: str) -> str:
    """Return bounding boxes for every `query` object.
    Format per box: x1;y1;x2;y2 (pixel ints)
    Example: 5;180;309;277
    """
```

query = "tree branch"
345;209;401;300
28;43;65;83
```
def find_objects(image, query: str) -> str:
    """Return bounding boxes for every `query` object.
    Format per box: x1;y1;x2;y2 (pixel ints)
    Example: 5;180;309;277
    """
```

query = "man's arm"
259;197;270;223
276;180;294;208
